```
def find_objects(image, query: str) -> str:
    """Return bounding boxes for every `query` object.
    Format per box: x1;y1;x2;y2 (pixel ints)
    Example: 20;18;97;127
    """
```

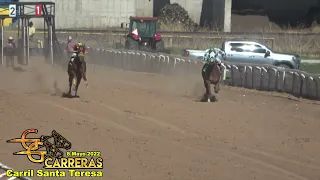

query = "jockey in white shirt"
202;46;223;72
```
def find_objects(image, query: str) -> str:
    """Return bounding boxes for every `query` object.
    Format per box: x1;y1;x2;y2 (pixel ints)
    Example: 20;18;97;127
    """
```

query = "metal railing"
58;42;320;100
0;162;31;180
41;28;320;36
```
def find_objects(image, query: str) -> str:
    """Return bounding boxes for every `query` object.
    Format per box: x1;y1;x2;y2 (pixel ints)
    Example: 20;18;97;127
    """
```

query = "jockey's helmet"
8;36;13;41
68;36;72;41
208;46;215;54
77;42;83;47
71;53;77;58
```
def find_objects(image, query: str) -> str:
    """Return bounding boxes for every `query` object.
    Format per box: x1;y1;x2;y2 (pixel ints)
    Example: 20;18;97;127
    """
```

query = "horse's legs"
81;61;88;87
68;75;73;95
74;84;78;96
204;80;212;102
214;82;220;93
212;63;221;94
75;75;82;96
82;61;87;81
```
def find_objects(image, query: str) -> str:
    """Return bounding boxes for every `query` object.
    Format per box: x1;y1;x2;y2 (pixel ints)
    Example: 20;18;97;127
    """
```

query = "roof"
130;16;158;21
225;40;260;44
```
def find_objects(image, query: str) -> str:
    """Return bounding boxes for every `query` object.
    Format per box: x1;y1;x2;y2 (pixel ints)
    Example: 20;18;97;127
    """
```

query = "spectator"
65;36;76;58
4;36;16;68
29;21;36;40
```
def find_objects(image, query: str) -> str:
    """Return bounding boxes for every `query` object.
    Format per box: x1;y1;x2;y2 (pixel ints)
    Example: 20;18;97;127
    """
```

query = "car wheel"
155;40;165;52
277;64;292;69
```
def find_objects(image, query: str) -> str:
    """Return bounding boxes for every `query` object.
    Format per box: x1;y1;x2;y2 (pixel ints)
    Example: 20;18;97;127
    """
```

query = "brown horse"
67;56;88;97
201;62;222;102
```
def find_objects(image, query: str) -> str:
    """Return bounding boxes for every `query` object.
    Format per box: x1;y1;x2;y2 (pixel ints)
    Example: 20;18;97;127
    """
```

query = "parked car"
182;40;301;69
181;49;206;60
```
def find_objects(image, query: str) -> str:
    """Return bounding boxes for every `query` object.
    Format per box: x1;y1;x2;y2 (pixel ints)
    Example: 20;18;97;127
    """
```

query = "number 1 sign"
35;4;42;16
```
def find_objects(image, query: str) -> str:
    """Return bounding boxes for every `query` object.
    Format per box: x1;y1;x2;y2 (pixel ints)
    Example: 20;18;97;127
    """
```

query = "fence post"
82;47;320;101
220;63;227;81
260;67;267;90
245;66;253;88
299;73;306;97
230;65;236;86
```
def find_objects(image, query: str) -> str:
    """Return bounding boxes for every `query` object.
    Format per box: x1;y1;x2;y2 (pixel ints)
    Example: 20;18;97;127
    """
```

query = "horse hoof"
207;98;211;102
211;96;218;102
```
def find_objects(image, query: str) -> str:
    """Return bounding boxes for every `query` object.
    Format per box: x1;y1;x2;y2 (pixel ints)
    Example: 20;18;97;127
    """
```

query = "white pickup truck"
182;40;301;69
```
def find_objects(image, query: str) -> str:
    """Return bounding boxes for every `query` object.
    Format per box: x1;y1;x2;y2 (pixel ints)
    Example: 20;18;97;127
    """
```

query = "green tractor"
121;16;165;52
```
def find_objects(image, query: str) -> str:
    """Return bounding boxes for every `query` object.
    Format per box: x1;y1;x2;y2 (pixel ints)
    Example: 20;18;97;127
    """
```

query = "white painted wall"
135;0;153;17
19;0;153;29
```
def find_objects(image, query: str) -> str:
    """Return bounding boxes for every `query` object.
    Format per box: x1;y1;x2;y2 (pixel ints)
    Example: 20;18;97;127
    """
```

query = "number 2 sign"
9;4;16;17
35;4;42;16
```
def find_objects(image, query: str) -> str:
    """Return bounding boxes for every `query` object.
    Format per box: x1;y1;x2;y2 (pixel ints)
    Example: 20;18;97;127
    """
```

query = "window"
241;43;257;52
252;44;267;53
228;42;269;54
130;20;156;37
229;43;268;53
252;48;266;53
132;21;137;29
230;43;245;52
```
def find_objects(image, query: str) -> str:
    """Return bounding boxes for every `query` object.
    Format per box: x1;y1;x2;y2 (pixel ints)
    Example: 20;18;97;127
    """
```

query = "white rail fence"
0;162;31;180
58;43;320;100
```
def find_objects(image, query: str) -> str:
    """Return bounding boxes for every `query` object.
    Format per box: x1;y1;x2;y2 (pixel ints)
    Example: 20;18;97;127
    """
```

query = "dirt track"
0;59;320;180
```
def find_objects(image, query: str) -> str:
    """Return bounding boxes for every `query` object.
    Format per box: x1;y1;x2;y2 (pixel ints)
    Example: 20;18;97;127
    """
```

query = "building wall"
19;0;153;29
18;0;320;30
135;0;153;17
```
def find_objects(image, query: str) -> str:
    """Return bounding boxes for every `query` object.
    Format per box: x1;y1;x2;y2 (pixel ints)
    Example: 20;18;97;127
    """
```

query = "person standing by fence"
4;37;17;68
29;21;36;41
65;36;76;58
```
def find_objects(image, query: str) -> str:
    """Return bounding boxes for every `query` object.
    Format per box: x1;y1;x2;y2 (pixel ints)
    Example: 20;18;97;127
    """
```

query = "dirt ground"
0;58;319;180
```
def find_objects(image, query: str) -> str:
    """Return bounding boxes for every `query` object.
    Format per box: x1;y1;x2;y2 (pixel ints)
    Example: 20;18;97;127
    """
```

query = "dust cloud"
0;58;68;96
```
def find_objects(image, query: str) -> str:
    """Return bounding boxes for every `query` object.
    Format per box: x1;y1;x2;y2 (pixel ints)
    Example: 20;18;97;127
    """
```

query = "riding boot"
202;63;208;73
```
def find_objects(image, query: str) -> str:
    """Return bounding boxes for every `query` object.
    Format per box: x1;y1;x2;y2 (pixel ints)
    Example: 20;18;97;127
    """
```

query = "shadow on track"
61;92;79;98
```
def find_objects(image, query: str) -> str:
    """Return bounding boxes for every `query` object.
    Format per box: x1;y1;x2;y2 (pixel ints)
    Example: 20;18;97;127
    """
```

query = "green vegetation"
300;55;320;60
300;63;320;74
169;47;183;55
